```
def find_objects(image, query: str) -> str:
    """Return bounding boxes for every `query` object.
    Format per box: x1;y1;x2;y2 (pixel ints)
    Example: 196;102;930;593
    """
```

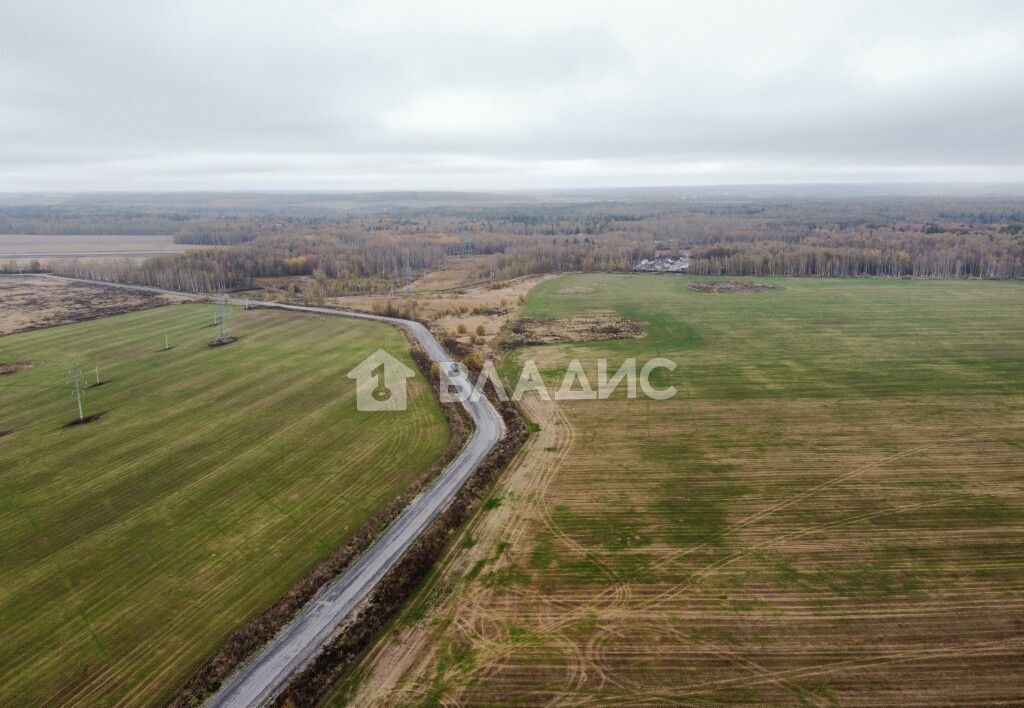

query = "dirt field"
0;275;180;335
333;274;1024;706
0;233;189;262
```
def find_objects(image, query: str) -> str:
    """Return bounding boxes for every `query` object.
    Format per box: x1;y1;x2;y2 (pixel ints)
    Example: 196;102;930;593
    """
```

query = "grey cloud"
1;0;1022;189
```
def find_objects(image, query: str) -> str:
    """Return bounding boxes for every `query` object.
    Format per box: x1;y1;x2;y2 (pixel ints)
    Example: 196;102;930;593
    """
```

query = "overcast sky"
1;0;1023;191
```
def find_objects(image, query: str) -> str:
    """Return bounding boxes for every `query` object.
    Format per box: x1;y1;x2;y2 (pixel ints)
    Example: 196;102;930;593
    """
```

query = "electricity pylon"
402;260;413;296
67;365;85;422
214;296;229;341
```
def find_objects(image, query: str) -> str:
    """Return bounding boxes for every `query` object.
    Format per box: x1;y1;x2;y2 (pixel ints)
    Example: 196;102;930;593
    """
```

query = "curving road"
24;275;505;707
206;304;504;707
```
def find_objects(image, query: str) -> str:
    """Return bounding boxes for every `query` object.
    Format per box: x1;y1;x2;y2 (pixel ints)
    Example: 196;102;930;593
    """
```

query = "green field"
349;275;1024;706
0;304;450;706
518;275;1024;399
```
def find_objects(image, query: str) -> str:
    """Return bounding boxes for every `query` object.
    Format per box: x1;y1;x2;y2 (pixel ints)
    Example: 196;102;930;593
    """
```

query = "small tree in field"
464;351;484;372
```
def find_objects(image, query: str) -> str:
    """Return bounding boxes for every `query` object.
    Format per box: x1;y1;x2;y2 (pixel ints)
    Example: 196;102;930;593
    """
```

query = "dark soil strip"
0;362;34;375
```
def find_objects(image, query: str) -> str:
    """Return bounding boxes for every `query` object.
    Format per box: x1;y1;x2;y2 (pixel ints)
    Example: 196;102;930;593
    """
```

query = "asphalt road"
25;275;506;706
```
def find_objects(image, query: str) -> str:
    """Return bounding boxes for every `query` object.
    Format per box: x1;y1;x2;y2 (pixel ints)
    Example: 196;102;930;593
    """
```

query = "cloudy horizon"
2;0;1023;191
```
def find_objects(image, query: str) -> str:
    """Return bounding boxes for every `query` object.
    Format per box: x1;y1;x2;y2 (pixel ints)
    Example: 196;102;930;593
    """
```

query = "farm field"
0;275;180;335
0;304;450;706
343;275;1024;706
0;233;193;262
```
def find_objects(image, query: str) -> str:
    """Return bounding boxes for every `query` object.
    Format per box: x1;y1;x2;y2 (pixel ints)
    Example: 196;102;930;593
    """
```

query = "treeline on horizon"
4;195;1022;290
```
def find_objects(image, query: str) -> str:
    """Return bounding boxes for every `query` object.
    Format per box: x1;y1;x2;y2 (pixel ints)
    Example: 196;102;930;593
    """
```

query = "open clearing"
343;274;1024;706
325;275;553;356
0;304;450;706
0;275;179;335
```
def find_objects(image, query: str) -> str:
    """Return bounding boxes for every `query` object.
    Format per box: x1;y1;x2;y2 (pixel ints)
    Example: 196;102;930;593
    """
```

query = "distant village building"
634;254;691;272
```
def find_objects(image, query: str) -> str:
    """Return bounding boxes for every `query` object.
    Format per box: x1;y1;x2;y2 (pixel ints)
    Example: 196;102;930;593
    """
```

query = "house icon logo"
347;349;417;411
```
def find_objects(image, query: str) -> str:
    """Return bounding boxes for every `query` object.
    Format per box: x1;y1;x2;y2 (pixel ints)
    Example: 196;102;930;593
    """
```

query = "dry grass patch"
499;313;644;347
327;275;553;356
688;279;776;293
0;275;179;335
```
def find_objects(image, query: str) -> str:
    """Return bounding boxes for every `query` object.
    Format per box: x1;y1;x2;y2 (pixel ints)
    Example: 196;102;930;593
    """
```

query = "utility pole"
95;364;100;385
164;334;170;350
67;366;84;422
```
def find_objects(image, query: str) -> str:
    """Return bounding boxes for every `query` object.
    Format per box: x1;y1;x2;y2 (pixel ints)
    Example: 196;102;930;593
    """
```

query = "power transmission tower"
210;295;233;345
402;259;413;296
215;296;228;340
67;365;85;422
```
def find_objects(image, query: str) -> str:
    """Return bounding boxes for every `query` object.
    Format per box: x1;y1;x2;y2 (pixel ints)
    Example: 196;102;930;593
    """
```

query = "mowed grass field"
345;275;1024;706
0;304;449;706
